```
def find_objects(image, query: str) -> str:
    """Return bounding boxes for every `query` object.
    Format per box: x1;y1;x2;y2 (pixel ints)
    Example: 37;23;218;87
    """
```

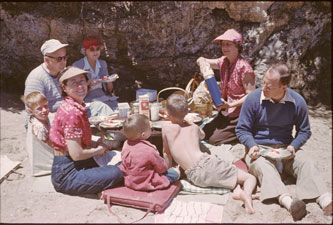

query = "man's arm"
289;96;312;150
235;93;258;149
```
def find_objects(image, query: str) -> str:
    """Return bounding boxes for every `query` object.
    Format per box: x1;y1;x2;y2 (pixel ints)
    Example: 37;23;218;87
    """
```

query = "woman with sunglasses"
73;36;118;110
50;66;123;196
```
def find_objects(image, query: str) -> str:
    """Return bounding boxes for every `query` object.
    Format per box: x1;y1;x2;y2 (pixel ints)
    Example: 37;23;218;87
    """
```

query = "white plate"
152;121;171;130
97;74;119;83
99;119;124;129
184;113;203;124
260;146;292;160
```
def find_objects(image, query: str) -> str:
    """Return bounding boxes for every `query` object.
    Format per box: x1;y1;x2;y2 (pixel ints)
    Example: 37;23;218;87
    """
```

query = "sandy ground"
0;92;332;223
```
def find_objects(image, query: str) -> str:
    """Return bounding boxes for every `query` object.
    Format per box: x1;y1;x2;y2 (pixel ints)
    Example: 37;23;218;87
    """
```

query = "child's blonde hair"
123;114;150;140
166;94;188;120
22;92;48;110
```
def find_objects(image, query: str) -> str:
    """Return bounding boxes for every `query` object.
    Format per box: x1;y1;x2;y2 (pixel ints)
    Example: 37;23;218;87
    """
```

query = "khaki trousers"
245;148;328;201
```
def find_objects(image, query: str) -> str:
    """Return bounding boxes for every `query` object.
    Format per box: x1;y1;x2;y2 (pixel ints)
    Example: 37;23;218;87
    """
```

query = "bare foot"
232;185;255;214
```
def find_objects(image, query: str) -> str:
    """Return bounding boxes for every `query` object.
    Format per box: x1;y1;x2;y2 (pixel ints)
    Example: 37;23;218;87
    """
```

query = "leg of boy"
232;168;257;214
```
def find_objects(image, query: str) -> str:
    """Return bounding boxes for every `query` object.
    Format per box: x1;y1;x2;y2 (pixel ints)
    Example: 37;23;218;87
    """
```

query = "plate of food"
184;113;203;124
97;74;119;83
88;114;118;126
152;121;171;130
99;119;124;129
159;109;168;120
260;146;292;160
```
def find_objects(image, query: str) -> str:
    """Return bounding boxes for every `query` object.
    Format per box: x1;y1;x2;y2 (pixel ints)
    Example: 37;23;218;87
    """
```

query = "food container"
132;102;139;114
136;89;157;102
139;94;150;119
118;102;130;118
150;103;160;121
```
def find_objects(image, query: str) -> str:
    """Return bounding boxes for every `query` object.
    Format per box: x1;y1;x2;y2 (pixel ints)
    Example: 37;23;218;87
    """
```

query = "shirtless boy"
162;94;257;214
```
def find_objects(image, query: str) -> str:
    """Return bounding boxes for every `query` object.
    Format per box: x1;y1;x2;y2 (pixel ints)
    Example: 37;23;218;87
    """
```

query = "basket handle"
157;87;186;103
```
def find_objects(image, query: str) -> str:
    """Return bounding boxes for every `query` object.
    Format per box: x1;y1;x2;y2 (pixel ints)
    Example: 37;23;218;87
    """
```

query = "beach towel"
154;198;224;223
26;123;54;177
180;179;230;195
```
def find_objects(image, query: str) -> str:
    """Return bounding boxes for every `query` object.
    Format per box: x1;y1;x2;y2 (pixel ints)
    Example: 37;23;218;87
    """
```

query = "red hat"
82;37;103;49
213;29;242;43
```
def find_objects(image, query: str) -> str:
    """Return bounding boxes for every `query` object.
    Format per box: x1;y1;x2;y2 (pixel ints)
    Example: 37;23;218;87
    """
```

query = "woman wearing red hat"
73;36;118;110
197;29;256;146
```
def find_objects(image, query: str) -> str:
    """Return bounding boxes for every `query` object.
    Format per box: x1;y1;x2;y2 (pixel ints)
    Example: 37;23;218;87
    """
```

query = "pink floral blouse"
50;97;91;152
218;56;255;117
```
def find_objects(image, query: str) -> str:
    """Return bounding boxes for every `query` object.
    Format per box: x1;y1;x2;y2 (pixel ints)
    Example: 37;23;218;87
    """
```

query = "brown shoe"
323;201;332;216
290;198;307;221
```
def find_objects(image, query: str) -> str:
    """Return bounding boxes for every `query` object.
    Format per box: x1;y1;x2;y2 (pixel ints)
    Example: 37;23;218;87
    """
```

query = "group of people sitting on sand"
22;29;332;221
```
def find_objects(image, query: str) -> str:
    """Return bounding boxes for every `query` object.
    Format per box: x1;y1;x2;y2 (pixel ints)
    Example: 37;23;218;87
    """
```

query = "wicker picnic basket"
157;74;213;117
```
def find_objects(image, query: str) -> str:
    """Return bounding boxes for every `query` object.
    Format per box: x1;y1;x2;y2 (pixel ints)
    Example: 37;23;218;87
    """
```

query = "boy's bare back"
162;122;205;170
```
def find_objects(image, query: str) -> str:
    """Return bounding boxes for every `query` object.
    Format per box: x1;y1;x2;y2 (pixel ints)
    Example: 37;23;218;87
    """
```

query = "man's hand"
248;145;260;159
285;145;296;159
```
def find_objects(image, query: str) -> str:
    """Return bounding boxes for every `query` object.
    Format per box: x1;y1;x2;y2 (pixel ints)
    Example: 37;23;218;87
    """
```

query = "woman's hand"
95;145;108;155
89;78;100;87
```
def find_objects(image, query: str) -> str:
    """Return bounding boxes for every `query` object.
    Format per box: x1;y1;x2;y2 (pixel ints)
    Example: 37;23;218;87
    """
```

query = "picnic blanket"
154;198;224;223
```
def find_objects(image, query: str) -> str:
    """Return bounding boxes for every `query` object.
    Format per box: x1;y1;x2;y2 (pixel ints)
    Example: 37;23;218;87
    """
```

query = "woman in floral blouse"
196;29;256;145
49;66;123;196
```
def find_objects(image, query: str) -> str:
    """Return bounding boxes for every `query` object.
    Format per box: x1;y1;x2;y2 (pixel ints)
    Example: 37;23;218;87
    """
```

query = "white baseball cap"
41;39;68;56
58;66;90;84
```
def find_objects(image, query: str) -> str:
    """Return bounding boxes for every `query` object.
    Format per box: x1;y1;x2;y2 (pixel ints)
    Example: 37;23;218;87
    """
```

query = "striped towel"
155;198;223;223
180;179;230;195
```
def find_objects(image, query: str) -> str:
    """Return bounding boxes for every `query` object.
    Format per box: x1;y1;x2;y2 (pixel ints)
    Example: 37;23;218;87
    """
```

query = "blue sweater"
236;88;311;150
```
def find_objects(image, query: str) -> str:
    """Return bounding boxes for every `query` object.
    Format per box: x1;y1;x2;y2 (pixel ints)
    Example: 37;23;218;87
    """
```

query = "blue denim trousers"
164;168;179;183
51;156;123;196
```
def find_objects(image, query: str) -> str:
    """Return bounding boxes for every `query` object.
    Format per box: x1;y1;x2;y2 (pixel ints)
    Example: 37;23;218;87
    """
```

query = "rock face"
0;1;331;106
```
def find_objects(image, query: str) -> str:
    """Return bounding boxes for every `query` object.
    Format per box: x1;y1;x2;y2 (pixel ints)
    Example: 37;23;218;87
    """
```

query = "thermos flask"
197;57;223;107
204;74;223;107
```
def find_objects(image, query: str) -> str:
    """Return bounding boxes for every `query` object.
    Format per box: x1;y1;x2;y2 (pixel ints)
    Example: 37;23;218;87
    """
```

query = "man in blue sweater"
236;63;332;220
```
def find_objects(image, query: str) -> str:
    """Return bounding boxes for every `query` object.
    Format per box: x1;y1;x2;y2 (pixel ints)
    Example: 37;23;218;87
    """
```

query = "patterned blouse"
31;116;50;143
50;97;91;152
217;56;255;118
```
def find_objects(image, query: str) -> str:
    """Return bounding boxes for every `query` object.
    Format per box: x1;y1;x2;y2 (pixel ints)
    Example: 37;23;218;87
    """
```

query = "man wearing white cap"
24;39;114;126
196;29;256;146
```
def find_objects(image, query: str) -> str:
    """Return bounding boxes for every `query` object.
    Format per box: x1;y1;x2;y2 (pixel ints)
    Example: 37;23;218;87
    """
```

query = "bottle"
197;57;223;107
150;103;160;121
